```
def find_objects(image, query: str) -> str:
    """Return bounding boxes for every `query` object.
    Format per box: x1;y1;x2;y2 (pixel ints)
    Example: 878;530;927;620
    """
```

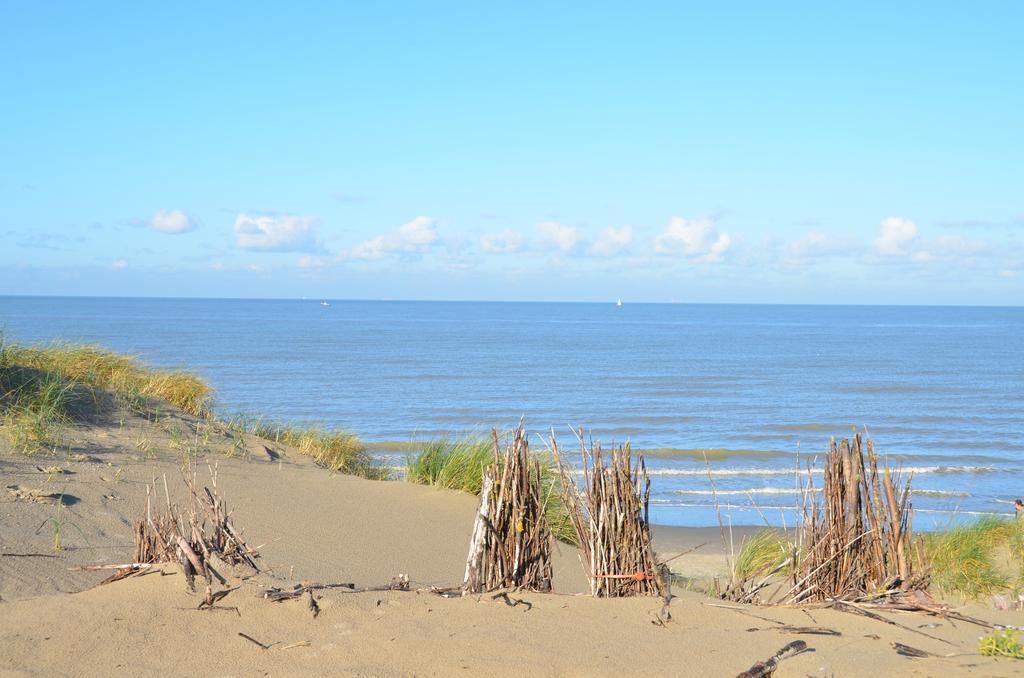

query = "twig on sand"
736;640;809;678
492;591;532;610
830;600;954;646
1;552;59;558
749;625;842;637
279;641;311;651
238;632;271;650
261;582;355;601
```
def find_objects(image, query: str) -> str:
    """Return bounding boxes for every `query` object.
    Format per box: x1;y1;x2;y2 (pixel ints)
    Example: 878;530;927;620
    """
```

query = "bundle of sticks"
463;425;553;594
554;431;664;597
787;434;926;604
132;463;260;602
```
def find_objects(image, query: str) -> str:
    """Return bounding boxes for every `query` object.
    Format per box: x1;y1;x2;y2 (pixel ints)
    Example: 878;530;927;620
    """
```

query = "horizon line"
1;293;1021;309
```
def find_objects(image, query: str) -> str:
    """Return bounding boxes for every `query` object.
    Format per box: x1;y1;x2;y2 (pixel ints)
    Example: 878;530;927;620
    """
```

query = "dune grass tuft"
248;421;390;480
406;433;577;544
405;435;494;492
2;340;211;417
733;529;791;583
1;335;214;451
920;517;1019;599
0;345;76;451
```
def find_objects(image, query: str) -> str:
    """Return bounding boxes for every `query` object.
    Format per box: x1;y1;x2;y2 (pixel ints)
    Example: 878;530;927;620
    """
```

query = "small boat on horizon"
320;300;330;307
616;299;623;307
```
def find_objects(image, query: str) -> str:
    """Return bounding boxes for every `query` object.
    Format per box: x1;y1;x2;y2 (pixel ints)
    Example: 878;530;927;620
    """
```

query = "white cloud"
589;224;634;257
234;213;321;252
347;216;438;260
480;229;526;254
875;217;990;264
110;258;128;270
535;221;580;254
875;217;918;256
151;209;198;234
653;216;733;262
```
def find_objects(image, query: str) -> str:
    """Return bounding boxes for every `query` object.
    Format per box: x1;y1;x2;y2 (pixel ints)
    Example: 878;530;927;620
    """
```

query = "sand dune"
1;409;1020;676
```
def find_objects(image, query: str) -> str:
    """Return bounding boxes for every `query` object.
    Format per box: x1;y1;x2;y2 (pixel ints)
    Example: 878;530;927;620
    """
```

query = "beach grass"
246;420;390;480
405;435;494;492
0;337;389;480
406;433;578;544
1;336;210;419
919;517;1020;599
732;529;791;583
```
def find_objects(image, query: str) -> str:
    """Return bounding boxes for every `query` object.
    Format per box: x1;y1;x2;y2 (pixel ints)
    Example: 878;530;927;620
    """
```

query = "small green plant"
980;629;1024;660
34;493;82;551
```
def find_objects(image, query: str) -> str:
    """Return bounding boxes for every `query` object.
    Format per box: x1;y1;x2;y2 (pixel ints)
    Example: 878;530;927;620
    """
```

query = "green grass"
406;434;578;544
733;529;791;583
0;337;389;480
980;629;1024;660
2;340;211;417
1;338;78;451
405;435;494;492
246;420;390;480
919;517;1018;599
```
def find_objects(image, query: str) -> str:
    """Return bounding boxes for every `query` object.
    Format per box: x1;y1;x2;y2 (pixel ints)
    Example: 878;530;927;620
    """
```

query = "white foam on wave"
651;499;1012;518
672;488;798;496
667;488;969;498
645;465;1000;477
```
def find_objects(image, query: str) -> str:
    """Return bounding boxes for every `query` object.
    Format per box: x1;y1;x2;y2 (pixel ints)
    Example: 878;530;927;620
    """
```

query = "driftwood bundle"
555;433;664;597
463;426;553;594
133;464;259;601
787;434;925;604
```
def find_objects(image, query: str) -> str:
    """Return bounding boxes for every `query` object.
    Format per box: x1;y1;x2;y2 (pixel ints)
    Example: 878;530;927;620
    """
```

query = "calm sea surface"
2;297;1022;528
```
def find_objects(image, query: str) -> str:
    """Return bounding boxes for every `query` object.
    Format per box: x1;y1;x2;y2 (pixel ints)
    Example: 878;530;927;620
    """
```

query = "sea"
2;296;1021;529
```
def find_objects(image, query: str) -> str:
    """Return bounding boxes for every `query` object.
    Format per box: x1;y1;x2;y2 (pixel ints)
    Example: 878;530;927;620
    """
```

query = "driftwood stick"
463;473;494;592
736;640;808;678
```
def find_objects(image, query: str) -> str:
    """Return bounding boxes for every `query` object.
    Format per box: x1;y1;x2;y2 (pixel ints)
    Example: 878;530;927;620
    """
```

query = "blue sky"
1;2;1021;304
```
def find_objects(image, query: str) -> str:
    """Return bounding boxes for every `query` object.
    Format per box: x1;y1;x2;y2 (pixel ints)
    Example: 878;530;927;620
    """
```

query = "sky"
1;2;1022;304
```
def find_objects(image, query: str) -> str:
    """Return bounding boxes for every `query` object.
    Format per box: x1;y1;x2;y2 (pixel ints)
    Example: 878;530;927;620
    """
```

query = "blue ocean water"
2;296;1021;528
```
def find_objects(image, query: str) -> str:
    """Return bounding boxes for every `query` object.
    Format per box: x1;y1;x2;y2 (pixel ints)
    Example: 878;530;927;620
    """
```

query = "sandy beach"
2;402;1021;677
